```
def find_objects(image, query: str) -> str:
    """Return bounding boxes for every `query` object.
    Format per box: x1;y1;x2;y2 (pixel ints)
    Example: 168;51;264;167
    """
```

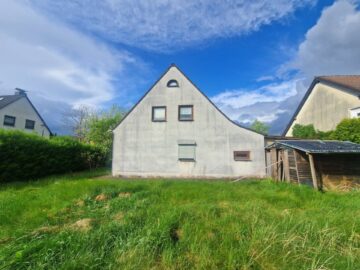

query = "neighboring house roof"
113;63;264;135
267;140;360;154
317;75;360;93
282;75;360;136
0;93;52;135
0;95;23;110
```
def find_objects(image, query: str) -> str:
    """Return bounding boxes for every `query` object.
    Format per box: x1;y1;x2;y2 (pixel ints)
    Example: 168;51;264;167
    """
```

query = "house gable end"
114;64;263;136
283;77;360;136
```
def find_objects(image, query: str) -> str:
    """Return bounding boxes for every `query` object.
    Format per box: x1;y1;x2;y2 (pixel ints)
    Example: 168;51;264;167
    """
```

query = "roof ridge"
316;74;360;78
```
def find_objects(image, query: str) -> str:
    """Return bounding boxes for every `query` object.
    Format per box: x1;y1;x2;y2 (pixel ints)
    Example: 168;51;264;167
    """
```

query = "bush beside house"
0;130;106;182
292;118;360;143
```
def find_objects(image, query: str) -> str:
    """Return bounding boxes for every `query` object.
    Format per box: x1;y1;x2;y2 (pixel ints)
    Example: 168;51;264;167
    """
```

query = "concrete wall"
286;82;360;136
0;97;50;137
113;66;266;178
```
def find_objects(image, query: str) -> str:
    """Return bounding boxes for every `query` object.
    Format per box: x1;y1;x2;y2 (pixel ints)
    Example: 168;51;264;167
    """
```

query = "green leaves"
292;118;360;143
250;120;269;135
0;130;106;183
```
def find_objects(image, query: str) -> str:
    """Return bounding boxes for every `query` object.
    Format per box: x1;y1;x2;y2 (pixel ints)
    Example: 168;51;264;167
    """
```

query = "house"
266;140;360;190
283;75;360;136
112;64;266;178
0;88;51;137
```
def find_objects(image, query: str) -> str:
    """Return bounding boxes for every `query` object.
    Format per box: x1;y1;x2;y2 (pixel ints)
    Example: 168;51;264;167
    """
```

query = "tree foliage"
330;118;360;144
85;105;125;158
291;118;360;143
250;120;269;135
292;124;317;139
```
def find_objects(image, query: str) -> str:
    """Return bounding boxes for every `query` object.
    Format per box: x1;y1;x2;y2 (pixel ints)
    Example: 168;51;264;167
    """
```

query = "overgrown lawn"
0;171;359;269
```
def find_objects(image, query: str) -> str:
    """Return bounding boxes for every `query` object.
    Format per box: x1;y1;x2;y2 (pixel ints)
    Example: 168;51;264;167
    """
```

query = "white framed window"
152;106;166;122
178;105;193;121
349;107;360;118
178;140;196;161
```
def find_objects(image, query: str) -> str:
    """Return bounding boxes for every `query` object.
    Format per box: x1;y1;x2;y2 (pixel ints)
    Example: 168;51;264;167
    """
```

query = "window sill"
178;158;196;162
152;120;167;122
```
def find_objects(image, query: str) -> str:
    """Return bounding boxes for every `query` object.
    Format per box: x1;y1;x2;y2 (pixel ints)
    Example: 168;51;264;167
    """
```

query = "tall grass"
0;173;359;269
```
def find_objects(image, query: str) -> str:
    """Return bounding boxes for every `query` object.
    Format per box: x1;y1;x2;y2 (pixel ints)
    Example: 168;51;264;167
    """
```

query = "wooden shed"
266;140;360;190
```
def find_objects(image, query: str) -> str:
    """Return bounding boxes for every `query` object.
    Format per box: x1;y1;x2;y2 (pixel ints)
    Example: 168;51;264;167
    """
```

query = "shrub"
330;118;360;143
0;130;106;183
292;119;360;143
292;124;318;138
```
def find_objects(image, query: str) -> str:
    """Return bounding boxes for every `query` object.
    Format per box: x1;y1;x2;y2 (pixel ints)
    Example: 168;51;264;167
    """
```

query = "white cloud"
212;79;301;124
286;0;360;76
0;0;139;133
25;0;315;52
214;0;360;134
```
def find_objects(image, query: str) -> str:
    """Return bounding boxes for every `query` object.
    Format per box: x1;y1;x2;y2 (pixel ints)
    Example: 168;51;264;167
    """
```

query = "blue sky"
1;0;360;134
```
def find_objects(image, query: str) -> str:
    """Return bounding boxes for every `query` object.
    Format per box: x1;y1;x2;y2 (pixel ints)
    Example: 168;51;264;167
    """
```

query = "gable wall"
286;82;360;136
0;97;50;137
113;67;266;178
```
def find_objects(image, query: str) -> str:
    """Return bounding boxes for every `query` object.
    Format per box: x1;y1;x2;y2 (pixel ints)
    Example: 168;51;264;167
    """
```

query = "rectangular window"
3;115;16;127
152;106;166;122
25;119;35;129
234;151;251;161
178;140;196;161
178;105;193;121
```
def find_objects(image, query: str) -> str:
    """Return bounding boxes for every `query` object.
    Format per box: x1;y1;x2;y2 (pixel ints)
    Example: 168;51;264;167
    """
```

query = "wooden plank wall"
287;149;299;184
295;151;313;187
317;154;360;189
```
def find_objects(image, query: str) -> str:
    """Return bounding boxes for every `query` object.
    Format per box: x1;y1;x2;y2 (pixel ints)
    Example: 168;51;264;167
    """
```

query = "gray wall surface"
0;97;51;137
112;66;266;178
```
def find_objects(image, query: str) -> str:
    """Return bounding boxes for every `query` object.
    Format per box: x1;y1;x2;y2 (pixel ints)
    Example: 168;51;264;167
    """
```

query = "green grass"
0;171;359;269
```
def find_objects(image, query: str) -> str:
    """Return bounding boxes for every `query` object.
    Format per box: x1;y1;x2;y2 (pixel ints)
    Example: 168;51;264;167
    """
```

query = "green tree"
330;118;360;143
250;120;269;134
292;124;317;138
86;105;125;160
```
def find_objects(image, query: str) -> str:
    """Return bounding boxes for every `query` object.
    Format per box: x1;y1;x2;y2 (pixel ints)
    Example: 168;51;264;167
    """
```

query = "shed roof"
0;95;23;110
267;140;360;154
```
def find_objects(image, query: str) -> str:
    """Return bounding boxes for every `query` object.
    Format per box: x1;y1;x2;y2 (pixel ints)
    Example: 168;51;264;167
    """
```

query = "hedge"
0;130;106;182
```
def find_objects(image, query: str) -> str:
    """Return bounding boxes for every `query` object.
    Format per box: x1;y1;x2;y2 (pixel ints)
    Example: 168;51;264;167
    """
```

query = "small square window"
178;140;196;161
3;115;16;127
152;106;166;122
25;119;35;129
234;151;251;161
179;105;193;121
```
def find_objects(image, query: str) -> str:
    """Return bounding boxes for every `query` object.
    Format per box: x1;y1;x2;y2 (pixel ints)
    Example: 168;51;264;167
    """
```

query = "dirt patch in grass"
95;194;107;201
113;212;125;221
119;192;131;198
69;218;93;232
75;199;85;207
32;226;60;235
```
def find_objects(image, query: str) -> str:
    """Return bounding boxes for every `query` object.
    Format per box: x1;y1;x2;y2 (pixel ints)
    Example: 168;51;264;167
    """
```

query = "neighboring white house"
284;75;360;136
0;88;51;137
112;64;266;178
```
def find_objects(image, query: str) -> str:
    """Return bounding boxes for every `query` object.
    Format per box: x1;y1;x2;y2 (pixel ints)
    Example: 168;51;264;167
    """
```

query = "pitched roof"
113;64;264;135
0;95;23;110
267;140;360;154
282;75;360;136
317;75;360;92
